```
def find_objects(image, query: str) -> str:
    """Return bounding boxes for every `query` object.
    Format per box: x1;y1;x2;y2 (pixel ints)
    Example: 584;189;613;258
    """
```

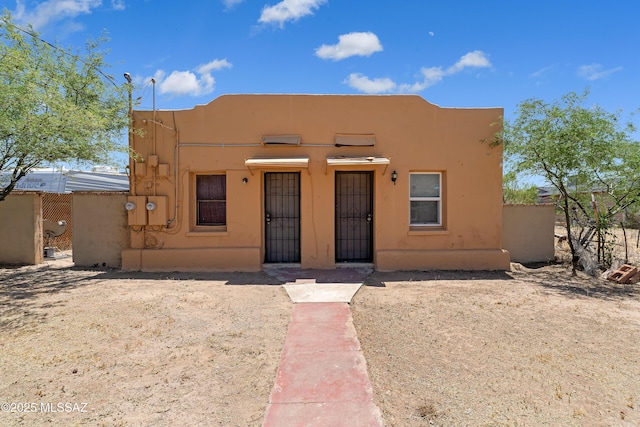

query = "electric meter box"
147;196;168;226
127;196;147;226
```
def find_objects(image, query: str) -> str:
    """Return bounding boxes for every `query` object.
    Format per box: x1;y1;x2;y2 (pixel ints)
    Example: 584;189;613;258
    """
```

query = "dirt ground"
352;266;640;426
1;255;640;426
0;258;292;426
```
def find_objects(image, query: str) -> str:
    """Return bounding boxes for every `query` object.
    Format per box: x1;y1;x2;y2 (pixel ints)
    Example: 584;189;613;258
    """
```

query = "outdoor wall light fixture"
391;170;398;185
242;177;248;184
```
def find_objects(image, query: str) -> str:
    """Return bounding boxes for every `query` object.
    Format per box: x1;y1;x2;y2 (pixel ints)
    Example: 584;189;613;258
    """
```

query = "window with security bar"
409;172;442;226
196;174;226;226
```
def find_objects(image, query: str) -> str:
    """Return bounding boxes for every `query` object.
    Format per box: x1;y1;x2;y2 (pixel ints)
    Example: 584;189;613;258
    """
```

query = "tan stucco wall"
123;94;509;271
502;204;555;263
0;193;43;265
72;193;129;267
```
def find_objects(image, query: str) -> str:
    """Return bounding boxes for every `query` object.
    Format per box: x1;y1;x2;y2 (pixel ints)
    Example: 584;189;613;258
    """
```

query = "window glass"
410;200;439;224
409;173;441;226
410;173;440;198
196;175;226;226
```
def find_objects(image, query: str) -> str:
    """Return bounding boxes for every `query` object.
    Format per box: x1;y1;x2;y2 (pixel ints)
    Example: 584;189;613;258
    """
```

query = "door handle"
266;212;271;224
366;213;372;223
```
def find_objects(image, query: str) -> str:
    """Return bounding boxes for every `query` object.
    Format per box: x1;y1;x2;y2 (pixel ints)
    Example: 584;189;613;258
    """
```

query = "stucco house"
121;94;510;271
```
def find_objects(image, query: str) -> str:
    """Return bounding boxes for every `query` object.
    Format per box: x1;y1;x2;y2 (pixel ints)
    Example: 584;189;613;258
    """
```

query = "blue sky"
6;0;639;133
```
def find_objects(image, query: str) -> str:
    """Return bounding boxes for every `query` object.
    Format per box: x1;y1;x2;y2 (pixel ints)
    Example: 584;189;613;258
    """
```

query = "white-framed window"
196;174;226;226
409;172;441;226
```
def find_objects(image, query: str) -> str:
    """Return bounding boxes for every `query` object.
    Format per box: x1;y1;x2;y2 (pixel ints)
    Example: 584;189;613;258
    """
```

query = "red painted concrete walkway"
262;302;384;427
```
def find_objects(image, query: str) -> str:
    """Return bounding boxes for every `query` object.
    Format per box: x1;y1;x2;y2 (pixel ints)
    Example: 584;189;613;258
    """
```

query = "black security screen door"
264;172;301;263
335;171;373;262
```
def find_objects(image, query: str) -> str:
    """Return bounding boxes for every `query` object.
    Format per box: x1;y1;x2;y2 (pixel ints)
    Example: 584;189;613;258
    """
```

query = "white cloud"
223;0;244;9
14;0;101;29
404;50;491;93
315;32;383;61
344;73;396;94
530;65;555;79
398;66;446;92
151;59;232;97
14;0;126;30
258;0;327;27
159;71;207;96
347;50;492;94
577;63;622;81
447;50;491;73
150;70;166;84
111;0;125;11
197;59;233;74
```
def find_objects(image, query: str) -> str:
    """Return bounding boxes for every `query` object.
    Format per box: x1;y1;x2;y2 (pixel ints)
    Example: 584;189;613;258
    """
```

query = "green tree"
502;171;539;204
0;11;129;201
497;90;640;274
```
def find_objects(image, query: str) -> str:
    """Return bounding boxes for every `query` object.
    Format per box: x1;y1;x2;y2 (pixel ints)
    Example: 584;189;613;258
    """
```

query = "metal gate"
335;171;373;262
264;172;301;263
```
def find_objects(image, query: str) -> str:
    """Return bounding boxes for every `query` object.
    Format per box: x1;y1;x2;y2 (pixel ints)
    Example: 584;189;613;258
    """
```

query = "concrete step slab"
283;283;362;303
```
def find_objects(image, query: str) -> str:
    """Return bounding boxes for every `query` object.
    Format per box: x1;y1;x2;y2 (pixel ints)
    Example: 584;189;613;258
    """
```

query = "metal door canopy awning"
245;157;309;174
326;156;390;174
